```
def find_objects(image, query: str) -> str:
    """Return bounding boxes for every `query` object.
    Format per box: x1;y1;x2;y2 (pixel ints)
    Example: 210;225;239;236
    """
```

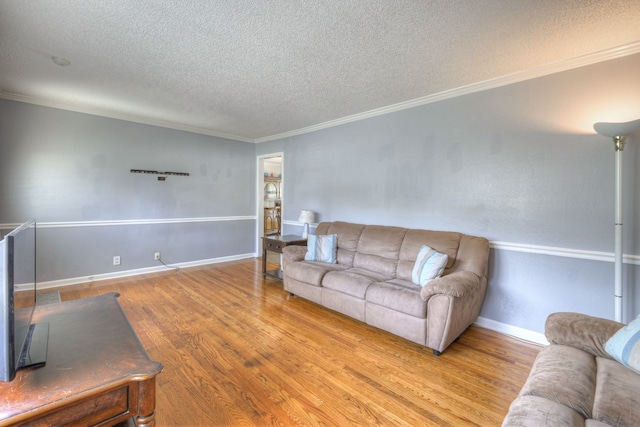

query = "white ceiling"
1;1;639;143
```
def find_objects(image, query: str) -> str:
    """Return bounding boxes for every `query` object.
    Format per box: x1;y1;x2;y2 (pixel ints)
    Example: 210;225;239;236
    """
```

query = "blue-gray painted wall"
0;100;256;282
258;53;640;330
2;52;640;335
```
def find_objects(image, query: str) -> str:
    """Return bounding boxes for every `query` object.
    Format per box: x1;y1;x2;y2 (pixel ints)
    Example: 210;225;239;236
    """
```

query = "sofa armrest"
545;312;624;359
282;245;307;270
419;271;480;301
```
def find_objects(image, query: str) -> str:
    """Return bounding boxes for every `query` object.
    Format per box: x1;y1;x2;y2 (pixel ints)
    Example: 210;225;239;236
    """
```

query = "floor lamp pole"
614;137;624;323
593;119;640;324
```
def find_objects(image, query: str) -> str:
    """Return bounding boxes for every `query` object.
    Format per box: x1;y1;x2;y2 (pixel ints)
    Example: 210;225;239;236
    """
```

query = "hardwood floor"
52;258;540;426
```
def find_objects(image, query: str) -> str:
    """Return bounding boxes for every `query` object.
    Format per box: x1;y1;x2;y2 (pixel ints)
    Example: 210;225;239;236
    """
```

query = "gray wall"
2;52;639;336
259;53;640;332
0;99;256;283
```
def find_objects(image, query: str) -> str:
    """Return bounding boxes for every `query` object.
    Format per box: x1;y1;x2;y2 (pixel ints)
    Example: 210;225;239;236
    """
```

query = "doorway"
257;153;283;256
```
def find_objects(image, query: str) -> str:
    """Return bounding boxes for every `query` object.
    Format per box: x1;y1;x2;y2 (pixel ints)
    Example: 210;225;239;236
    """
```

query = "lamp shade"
298;209;316;224
593;119;640;138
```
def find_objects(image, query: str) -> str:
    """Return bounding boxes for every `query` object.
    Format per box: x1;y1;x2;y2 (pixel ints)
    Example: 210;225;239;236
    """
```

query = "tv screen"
0;220;46;382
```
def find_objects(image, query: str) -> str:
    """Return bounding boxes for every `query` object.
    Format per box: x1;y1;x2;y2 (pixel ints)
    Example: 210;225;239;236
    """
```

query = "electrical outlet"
113;256;121;266
154;252;161;261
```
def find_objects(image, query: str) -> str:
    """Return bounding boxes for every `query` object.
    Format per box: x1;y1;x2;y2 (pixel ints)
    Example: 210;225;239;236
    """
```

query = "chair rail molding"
0;216;255;230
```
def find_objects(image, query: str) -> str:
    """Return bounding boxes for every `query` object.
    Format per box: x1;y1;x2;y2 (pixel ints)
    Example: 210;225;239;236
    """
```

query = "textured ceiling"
1;1;639;142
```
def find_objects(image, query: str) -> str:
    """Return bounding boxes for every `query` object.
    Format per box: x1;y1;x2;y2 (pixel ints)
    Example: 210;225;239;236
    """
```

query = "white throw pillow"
411;245;448;286
305;234;338;263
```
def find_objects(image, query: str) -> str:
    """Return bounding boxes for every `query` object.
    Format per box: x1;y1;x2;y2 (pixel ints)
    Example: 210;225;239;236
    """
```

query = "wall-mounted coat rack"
131;169;190;181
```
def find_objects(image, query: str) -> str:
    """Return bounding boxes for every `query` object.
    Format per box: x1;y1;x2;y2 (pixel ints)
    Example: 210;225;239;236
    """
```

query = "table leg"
136;377;157;427
262;241;267;276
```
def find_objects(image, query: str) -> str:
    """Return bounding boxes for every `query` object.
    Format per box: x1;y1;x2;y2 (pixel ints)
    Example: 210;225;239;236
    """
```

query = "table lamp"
298;210;316;239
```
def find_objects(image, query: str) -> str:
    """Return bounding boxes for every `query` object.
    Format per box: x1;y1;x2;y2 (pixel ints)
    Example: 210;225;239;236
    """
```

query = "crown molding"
0;91;254;143
255;41;640;143
2;41;639;144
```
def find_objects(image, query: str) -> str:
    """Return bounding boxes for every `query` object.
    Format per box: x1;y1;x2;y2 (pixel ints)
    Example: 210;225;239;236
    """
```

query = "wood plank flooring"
51;258;541;426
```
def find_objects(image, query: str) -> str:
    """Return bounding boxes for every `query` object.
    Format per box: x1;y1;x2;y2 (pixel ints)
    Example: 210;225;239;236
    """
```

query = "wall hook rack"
130;169;190;181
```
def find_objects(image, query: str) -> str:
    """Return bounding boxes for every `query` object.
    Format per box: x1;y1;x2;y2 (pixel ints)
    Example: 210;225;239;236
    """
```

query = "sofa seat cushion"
285;261;348;287
592;356;640;426
322;268;387;299
366;279;426;318
519;345;596;420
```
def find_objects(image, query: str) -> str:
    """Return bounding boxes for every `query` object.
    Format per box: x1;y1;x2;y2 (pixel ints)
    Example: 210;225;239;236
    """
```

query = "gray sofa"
282;221;490;355
503;312;639;426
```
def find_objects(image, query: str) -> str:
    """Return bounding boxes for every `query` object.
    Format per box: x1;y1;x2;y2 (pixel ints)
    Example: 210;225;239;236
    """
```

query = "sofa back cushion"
353;225;407;278
315;222;488;281
315;222;366;267
397;230;461;281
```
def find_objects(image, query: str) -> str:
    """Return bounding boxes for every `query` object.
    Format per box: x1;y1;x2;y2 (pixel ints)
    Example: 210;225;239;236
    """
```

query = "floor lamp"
593;119;640;322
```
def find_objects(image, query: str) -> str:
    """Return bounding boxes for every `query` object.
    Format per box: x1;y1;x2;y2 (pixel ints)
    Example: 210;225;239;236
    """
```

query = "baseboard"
36;253;256;290
474;316;548;346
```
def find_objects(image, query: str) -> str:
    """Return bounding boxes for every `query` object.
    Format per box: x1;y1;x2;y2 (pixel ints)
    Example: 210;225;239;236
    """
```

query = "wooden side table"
262;234;307;279
0;293;163;427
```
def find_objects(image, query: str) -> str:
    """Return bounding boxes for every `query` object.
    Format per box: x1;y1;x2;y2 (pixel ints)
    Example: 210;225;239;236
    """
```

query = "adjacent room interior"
1;1;640;425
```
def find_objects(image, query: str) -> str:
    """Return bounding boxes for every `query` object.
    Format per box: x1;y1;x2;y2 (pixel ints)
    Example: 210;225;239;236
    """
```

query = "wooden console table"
0;293;163;427
262;234;307;279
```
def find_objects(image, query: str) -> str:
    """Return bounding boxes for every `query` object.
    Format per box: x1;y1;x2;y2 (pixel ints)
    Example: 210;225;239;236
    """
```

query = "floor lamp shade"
593;119;640;323
298;210;316;239
593;119;640;138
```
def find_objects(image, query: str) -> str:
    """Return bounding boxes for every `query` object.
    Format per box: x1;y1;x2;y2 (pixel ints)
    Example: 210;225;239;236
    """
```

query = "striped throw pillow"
606;315;640;374
411;245;448;286
304;234;338;263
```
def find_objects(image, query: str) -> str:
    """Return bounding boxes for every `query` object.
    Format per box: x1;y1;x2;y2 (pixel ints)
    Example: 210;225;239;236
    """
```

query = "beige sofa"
503;312;639;426
282;221;490;355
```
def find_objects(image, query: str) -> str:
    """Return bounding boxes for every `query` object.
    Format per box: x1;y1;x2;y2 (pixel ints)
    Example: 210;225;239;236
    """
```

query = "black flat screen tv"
0;220;49;382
